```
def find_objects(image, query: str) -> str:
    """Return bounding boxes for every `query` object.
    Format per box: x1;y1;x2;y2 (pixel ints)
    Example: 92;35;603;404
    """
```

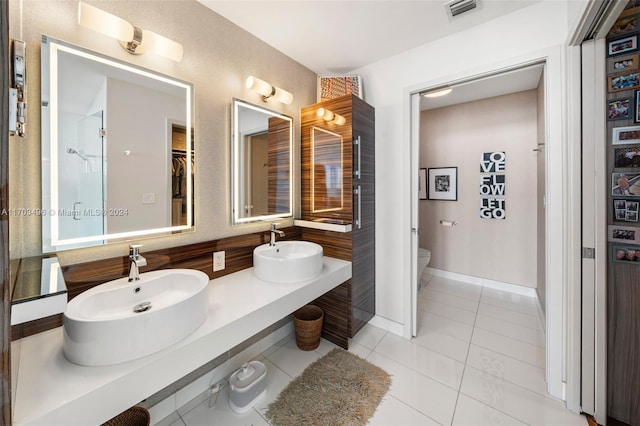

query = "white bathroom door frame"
406;50;568;402
409;93;420;337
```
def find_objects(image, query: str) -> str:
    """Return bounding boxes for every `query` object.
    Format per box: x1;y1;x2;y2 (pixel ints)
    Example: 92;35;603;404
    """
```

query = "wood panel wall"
608;261;640;425
1;1;12;422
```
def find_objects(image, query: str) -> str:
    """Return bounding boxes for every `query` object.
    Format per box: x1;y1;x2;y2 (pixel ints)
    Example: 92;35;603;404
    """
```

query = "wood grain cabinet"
299;94;375;348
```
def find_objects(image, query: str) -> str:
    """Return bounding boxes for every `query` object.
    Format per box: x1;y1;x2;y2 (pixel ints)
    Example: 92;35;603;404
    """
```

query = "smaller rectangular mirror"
311;127;343;213
232;99;293;224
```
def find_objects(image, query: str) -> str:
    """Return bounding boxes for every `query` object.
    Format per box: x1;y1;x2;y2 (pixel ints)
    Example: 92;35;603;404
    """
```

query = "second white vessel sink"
253;241;323;283
63;269;209;366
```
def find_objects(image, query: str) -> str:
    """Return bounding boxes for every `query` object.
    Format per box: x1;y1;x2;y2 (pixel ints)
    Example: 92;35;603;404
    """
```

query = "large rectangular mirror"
232;99;292;224
311;126;343;213
41;35;194;252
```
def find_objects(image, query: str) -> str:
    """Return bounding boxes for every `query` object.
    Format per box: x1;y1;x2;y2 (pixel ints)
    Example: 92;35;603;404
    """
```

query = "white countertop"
12;258;351;425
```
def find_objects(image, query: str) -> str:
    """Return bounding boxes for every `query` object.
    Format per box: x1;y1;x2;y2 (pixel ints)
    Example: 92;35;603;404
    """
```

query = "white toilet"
417;248;431;287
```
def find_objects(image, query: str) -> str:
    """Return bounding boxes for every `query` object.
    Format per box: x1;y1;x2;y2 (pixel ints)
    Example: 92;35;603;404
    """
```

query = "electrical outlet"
213;251;225;272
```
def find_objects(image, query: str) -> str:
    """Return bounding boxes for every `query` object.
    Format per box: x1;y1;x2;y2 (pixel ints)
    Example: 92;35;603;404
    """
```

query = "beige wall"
8;0;317;263
419;90;539;288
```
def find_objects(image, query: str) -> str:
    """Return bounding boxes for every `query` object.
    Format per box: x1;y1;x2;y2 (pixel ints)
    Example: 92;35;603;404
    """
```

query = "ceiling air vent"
444;0;478;18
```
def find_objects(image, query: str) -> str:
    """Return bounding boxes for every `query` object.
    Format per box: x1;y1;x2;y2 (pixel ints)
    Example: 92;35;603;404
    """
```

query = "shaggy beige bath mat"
265;348;392;426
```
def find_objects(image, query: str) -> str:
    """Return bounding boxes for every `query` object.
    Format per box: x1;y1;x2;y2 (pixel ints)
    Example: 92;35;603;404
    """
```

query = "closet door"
581;38;607;425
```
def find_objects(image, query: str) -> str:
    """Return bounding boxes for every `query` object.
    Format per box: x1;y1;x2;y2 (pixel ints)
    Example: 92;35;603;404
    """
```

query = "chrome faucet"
270;223;285;246
128;244;147;282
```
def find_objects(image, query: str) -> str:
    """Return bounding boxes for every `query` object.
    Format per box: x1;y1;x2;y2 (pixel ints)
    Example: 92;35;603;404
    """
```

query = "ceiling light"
78;2;183;62
245;76;293;105
421;86;453;98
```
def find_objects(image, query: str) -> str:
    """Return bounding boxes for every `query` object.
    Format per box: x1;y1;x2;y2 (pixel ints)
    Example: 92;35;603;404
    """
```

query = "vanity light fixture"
245;76;293;105
421;86;453;98
77;2;184;62
317;108;346;126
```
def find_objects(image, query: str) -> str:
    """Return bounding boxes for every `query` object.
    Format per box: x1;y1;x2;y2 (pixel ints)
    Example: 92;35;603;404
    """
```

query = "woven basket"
101;406;150;426
293;305;324;351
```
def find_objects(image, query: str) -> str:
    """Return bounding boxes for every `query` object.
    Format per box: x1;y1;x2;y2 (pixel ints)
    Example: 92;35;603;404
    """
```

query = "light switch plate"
142;193;156;204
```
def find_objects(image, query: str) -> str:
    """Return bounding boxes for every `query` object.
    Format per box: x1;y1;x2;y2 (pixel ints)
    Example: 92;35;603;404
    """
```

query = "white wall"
352;0;570;328
9;0;317;260
419;90;538;288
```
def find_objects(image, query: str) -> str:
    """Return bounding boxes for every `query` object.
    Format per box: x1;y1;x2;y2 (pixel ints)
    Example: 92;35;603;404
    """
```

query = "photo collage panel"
614;199;639;222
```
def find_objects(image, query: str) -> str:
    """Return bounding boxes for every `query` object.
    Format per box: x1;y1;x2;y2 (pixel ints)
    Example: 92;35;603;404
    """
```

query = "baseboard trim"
367;315;404;337
425;267;537;297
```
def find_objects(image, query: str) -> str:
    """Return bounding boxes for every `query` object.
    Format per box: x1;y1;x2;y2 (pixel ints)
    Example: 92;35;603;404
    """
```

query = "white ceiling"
198;0;544;109
420;63;544;110
197;0;541;75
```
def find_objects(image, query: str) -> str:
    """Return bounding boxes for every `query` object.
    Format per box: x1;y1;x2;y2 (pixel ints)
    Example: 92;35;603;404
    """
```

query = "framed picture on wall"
608;14;639;38
427;167;457;201
608;71;640;92
613;245;640;263
609;225;640;243
612;172;640;196
613;125;640;144
608;35;638;56
608;53;639;74
419;168;427;200
614;199;640;222
608;98;633;120
614;146;640;166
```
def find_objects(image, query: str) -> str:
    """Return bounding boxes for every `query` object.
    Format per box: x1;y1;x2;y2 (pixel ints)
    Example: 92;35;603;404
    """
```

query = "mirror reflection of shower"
66;147;104;173
66;147;92;172
56;110;106;247
66;147;88;160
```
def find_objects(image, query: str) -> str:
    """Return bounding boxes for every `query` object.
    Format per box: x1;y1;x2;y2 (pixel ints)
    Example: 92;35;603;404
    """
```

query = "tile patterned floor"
165;275;587;426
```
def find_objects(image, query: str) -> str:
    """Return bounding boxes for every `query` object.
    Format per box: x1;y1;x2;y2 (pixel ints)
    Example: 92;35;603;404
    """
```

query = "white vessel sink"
63;269;209;366
253;241;323;283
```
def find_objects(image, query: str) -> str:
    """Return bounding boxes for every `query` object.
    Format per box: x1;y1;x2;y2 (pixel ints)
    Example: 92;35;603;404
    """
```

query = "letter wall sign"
479;152;506;219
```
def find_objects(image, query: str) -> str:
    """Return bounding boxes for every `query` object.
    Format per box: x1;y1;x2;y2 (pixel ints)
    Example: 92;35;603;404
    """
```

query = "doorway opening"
408;60;561;398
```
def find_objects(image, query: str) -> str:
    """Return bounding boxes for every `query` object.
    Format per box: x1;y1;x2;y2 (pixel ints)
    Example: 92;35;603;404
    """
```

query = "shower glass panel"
58;110;105;248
